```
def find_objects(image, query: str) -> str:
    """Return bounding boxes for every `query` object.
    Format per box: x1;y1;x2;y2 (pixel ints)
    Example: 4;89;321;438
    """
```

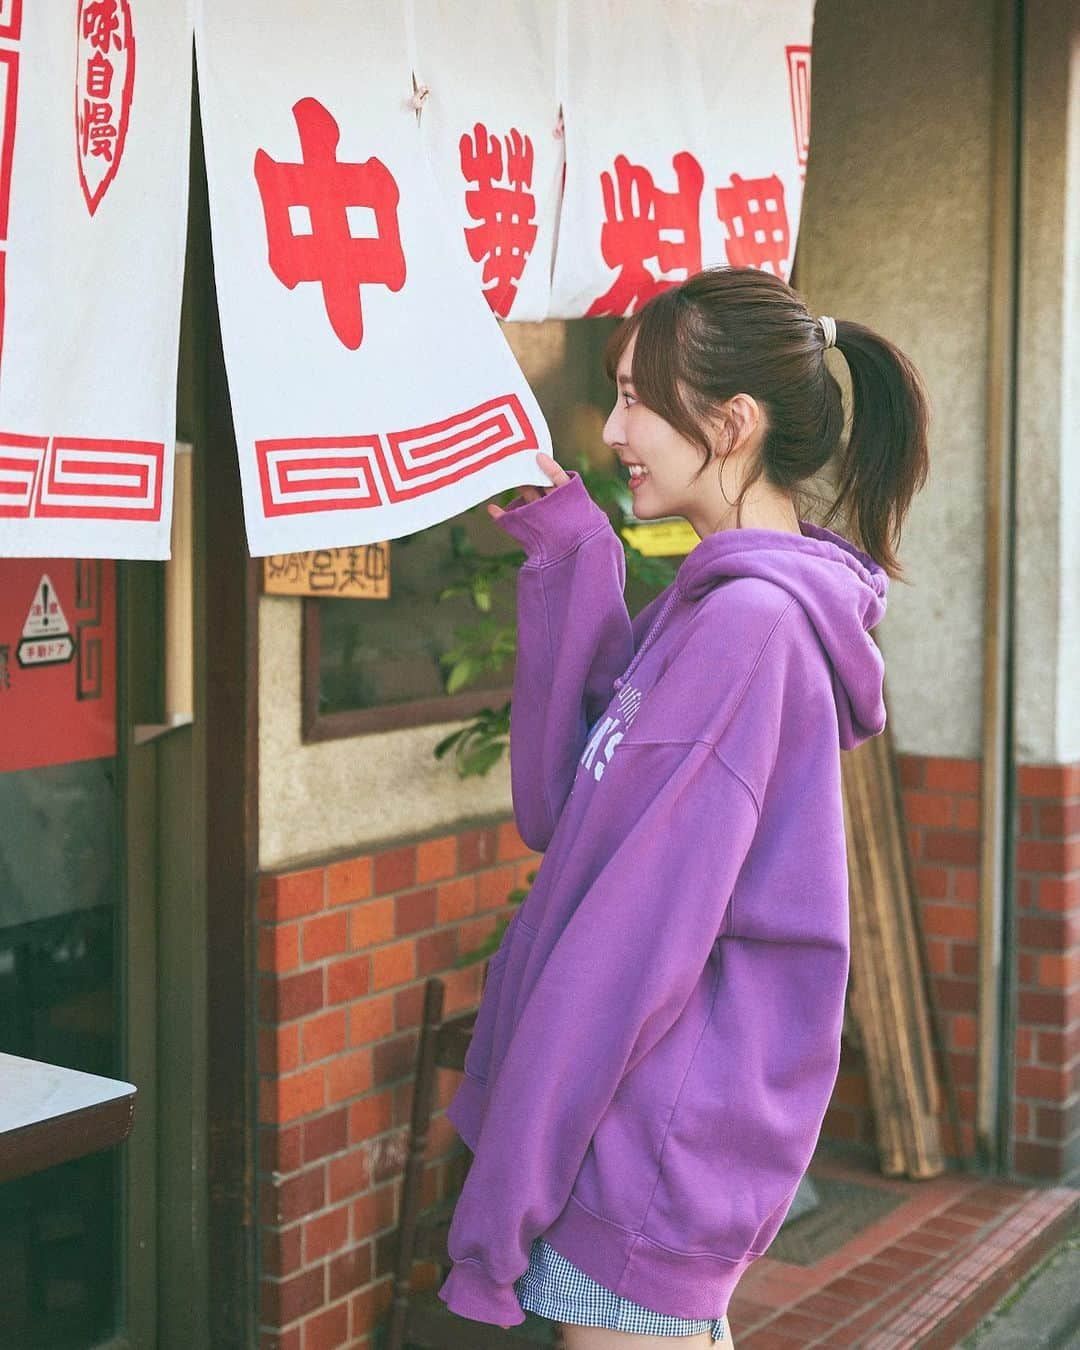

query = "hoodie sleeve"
493;471;635;852
435;734;762;1326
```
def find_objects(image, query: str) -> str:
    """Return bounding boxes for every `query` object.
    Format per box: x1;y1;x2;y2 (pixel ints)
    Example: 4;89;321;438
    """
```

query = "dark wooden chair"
387;975;564;1350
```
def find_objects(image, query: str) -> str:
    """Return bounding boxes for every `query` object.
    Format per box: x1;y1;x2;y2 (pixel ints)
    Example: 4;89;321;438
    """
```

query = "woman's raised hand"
486;452;570;521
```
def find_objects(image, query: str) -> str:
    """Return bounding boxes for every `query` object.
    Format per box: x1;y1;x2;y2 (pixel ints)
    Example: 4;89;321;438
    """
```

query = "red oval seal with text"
75;0;135;216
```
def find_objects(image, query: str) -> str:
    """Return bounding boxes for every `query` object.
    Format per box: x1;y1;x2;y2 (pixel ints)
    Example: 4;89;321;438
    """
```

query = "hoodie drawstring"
614;590;682;691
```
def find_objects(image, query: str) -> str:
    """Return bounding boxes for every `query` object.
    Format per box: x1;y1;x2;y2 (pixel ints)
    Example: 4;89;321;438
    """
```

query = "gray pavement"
961;1228;1080;1349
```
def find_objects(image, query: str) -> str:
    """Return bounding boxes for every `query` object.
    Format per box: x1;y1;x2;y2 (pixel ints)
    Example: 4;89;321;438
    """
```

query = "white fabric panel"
549;0;815;318
196;0;552;556
0;0;192;559
413;0;562;321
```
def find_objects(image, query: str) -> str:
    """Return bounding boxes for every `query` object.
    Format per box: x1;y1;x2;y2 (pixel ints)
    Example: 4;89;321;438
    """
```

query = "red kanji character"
586;151;704;317
459;123;538;318
715;173;791;277
82;0;121;52
80;99;117;160
254;98;406;351
85;51;114;100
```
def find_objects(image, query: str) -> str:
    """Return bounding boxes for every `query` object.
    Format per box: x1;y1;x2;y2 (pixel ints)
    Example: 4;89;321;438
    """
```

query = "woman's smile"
625;463;650;489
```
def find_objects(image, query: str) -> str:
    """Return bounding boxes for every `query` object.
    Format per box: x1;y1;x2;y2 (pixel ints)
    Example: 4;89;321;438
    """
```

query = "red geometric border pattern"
380;393;537;502
0;42;20;381
785;44;811;175
255;436;383;517
0;0;22;41
0;46;18;239
255;393;538;515
0;432;45;516
9;436;167;520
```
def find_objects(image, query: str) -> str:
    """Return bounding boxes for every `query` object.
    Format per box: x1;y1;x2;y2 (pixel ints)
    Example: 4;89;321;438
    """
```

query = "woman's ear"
720;394;763;455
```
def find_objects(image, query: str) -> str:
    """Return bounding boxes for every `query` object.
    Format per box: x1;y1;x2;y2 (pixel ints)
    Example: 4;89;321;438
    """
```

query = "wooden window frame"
301;597;513;742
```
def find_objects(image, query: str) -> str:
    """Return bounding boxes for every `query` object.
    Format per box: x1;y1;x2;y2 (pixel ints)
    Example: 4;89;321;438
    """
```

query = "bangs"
601;290;685;418
602;312;642;383
601;286;715;466
626;288;683;411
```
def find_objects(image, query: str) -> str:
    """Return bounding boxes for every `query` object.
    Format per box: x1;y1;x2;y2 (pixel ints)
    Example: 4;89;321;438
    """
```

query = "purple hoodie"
437;470;888;1327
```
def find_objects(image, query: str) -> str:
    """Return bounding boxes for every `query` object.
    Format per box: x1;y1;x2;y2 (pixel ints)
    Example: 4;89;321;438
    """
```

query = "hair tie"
818;315;837;349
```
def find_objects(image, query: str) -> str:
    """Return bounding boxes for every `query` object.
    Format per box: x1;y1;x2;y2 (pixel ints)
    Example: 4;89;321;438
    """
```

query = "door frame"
108;68;259;1350
194;69;261;1349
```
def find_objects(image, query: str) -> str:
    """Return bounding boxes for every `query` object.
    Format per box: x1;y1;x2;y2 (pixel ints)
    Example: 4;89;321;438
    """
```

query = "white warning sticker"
17;573;75;667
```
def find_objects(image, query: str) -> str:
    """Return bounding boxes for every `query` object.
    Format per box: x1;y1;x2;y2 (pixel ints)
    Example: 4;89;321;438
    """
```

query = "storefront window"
305;318;626;739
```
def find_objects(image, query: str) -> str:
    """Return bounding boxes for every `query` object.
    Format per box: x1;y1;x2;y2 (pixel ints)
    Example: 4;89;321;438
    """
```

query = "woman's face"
602;329;720;528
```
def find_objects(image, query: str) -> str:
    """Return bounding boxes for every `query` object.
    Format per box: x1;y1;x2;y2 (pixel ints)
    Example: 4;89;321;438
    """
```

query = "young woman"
436;266;930;1349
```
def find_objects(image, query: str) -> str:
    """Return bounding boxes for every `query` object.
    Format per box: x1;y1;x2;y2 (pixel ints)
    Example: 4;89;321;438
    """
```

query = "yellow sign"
262;544;391;599
620;520;700;557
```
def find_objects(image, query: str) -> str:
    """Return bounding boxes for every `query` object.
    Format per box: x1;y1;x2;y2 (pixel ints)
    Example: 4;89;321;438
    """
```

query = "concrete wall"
796;0;996;760
260;0;1080;869
799;0;1079;764
258;594;514;870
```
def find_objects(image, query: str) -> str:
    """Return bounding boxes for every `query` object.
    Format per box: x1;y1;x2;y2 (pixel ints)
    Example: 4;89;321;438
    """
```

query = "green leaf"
459;740;507;777
445;658;479;695
453;938;500;968
433;727;466;758
472;578;492;612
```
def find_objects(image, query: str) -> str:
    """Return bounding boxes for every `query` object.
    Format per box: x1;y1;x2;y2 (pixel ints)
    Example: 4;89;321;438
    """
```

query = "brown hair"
602;267;930;580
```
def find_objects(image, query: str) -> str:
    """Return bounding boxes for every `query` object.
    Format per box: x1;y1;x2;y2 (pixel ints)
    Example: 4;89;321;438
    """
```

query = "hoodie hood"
669;521;889;749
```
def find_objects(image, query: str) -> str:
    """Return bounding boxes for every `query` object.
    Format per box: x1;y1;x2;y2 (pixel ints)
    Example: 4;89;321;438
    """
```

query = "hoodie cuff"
494;470;612;563
437;1259;526;1328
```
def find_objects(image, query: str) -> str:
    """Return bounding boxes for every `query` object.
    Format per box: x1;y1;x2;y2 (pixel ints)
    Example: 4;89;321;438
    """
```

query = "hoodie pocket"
571;956;720;1233
643;935;841;1262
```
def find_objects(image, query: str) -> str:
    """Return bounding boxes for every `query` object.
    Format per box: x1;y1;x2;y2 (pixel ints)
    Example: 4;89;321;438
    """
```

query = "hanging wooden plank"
841;715;946;1179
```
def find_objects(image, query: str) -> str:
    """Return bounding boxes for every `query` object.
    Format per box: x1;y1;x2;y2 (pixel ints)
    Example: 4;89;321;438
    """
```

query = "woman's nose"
602;405;625;449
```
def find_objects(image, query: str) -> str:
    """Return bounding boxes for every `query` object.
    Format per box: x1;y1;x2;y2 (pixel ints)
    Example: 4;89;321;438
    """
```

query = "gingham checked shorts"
514;1235;730;1341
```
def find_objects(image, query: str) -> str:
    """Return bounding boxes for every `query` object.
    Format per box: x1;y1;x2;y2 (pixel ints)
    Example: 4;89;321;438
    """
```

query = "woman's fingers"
486;452;570;520
536;451;570;489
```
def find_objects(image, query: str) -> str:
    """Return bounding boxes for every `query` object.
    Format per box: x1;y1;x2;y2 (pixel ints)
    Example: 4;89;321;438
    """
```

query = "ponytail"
609;269;930;580
821;321;930;581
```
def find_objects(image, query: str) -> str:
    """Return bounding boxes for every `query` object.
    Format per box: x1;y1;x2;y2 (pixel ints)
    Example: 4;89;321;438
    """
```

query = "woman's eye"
622;392;635;408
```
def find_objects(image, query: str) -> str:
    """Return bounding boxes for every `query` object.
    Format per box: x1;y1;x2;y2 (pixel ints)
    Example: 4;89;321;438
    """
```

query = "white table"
0;1052;137;1182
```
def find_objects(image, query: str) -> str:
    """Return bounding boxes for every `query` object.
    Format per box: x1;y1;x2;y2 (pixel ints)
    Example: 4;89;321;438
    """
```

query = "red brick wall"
256;821;540;1350
820;753;1080;1182
1013;763;1080;1177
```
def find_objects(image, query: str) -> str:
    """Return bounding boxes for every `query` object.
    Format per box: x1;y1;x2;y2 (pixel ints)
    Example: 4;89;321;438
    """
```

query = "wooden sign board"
262;545;390;599
620;521;699;558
